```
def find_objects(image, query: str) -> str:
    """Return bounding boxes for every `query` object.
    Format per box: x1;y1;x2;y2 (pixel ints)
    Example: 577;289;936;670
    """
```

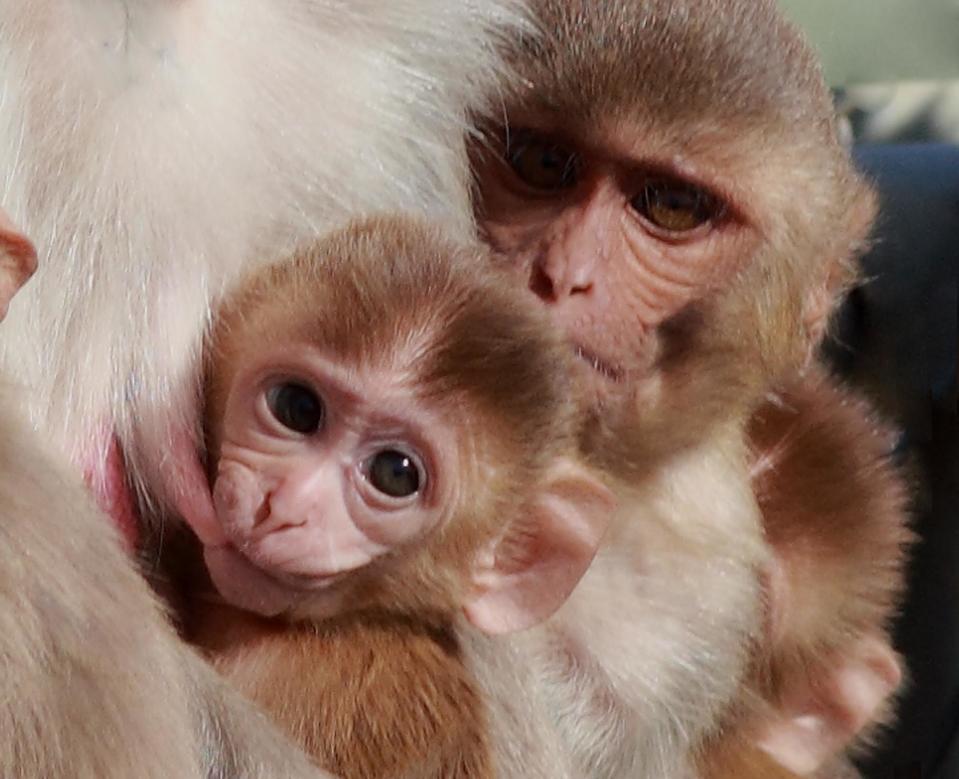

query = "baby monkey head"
200;216;614;632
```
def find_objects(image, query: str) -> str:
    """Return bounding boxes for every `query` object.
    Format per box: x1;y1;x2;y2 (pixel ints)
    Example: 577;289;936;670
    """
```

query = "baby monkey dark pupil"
267;382;324;434
369;450;421;498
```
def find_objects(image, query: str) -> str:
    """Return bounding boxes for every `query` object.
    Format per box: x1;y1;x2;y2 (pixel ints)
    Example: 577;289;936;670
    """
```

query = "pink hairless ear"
0;209;37;321
463;458;615;635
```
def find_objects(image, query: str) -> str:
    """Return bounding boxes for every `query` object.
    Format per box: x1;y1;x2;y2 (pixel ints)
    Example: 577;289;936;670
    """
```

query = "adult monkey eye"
632;179;722;234
505;129;579;191
266;382;324;434
366;449;422;499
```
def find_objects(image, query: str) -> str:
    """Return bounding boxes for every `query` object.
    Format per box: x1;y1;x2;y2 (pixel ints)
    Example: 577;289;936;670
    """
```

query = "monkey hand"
756;635;902;775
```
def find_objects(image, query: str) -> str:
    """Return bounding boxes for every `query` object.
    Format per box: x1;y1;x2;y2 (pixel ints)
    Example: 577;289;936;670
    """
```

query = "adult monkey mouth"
573;343;625;383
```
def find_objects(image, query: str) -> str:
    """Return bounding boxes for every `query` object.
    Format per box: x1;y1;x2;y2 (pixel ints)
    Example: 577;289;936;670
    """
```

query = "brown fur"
468;1;904;776
747;365;912;747
205;216;579;620
697;366;912;779
194;603;493;779
750;366;911;677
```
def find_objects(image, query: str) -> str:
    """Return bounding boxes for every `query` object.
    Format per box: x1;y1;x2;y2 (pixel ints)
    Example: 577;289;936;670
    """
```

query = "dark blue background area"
826;144;958;779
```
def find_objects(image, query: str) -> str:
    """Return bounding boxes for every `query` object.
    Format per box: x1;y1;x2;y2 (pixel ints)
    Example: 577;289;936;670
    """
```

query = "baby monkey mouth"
221;542;348;592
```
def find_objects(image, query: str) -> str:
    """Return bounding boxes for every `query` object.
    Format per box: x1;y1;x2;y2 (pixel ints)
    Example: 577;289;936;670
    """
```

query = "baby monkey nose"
254;469;331;539
252;491;308;539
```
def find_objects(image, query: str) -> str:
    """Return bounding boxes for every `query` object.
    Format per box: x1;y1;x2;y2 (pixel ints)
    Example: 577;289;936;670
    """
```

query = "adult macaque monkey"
470;1;910;776
183;216;613;779
0;210;334;779
0;0;527;769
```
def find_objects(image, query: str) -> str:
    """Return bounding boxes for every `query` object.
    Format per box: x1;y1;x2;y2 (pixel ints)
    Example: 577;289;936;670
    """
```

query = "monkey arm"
193;604;494;779
0;399;332;779
743;365;911;776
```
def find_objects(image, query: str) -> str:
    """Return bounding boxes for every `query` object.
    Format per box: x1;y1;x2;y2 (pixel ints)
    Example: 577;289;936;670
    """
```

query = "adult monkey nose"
532;203;609;304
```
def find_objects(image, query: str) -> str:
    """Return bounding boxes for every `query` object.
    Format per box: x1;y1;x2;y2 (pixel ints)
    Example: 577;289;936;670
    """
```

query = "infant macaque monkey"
182;216;614;778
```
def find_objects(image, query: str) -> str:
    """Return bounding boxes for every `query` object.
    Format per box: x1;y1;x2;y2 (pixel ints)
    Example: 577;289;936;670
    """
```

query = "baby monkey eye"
631;179;721;234
505;130;579;191
266;382;324;435
366;449;422;499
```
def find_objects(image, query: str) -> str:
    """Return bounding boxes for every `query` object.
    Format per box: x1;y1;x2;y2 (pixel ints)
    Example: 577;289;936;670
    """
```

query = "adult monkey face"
476;121;735;400
471;0;874;470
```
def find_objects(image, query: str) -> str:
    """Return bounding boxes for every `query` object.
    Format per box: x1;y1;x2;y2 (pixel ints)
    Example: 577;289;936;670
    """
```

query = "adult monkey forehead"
474;0;873;467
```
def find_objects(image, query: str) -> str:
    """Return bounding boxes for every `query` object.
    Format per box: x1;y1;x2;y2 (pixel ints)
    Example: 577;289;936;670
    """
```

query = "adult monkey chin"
471;1;906;776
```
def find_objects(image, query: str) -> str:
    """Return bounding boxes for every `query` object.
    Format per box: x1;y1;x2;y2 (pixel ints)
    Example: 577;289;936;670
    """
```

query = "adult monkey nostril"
529;262;556;301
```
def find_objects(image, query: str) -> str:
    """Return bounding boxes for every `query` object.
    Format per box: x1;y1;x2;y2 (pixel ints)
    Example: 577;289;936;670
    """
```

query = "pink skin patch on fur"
83;432;139;552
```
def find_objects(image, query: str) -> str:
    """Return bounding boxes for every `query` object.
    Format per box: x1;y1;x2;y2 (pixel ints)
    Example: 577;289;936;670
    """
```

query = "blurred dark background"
775;6;958;778
827;144;957;779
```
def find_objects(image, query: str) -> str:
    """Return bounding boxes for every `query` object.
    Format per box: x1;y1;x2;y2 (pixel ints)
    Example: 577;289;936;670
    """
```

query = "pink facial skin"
195;346;461;617
474;122;757;406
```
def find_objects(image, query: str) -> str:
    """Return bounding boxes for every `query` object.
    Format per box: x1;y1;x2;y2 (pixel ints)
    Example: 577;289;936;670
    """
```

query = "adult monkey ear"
801;183;878;359
463;458;615;635
0;208;37;321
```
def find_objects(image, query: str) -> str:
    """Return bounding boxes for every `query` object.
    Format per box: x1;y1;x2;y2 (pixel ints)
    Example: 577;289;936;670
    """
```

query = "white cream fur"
536;428;767;779
0;0;526;508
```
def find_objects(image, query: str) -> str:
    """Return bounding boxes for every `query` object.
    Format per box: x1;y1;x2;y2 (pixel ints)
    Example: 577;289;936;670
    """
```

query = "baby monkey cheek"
213;459;268;540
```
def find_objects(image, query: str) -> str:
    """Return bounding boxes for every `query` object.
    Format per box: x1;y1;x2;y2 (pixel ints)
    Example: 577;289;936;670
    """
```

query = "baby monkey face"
205;344;461;617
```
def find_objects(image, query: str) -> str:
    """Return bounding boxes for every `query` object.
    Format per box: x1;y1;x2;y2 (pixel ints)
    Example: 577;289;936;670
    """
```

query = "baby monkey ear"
0;210;37;321
463;458;615;636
